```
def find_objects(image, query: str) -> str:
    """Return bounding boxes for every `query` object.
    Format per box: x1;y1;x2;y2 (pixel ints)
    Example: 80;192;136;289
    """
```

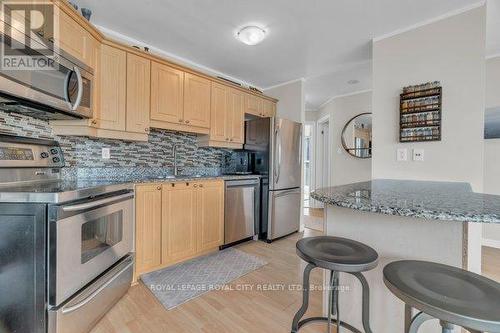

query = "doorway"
316;115;331;205
303;122;315;209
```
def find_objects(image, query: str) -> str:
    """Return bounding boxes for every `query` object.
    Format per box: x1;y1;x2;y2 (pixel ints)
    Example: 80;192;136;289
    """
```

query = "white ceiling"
74;0;496;110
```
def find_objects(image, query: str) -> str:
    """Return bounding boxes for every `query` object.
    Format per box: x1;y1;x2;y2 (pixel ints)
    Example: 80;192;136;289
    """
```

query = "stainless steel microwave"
0;19;93;120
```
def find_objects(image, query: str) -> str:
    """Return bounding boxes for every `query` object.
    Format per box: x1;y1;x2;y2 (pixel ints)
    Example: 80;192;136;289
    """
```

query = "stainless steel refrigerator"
244;117;302;242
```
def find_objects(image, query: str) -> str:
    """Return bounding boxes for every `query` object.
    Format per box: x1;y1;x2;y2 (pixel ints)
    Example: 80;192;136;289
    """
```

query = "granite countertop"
311;179;500;224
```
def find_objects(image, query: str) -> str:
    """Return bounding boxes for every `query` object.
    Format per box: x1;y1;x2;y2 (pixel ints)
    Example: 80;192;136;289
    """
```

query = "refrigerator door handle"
274;127;281;184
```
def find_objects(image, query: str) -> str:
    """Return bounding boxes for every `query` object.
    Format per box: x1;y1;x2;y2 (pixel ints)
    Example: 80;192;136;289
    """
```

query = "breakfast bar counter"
311;179;500;333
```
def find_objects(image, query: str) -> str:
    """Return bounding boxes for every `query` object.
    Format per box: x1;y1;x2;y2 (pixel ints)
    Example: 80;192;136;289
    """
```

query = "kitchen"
0;1;500;333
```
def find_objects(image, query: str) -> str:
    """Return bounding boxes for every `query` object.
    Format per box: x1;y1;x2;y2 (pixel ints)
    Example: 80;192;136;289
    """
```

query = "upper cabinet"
199;83;244;148
183;73;211;128
97;44;127;131
49;1;277;142
150;62;184;125
126;53;151;134
150;67;210;135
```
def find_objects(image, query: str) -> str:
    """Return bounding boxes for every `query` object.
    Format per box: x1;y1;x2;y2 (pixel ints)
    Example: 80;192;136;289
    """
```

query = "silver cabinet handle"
71;67;83;111
61;259;134;314
62;193;133;212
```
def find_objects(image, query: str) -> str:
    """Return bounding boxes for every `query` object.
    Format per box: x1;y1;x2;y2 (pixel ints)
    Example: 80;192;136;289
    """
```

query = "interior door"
271;118;303;190
269;188;301;240
150;62;184;124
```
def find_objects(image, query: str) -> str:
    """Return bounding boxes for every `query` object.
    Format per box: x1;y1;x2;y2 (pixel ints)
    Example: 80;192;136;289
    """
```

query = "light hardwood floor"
92;227;500;333
91;229;328;333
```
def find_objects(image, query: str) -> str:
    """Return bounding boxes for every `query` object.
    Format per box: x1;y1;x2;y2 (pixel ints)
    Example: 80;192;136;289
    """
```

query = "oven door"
48;191;134;306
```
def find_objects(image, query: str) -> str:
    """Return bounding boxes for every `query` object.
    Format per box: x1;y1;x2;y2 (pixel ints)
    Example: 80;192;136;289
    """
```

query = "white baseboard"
482;238;500;249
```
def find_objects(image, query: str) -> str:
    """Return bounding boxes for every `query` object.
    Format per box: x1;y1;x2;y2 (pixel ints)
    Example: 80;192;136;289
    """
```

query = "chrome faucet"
173;144;180;176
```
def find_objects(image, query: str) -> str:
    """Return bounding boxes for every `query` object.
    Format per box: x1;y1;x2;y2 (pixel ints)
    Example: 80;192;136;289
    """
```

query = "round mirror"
341;112;372;159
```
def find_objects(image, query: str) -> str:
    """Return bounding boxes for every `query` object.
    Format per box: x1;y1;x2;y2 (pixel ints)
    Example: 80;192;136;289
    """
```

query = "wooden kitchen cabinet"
97;44;127;131
209;82;230;142
183;73;211;128
196;181;224;252
227;88;245;143
150;61;184;125
262;99;276;117
245;94;263;117
199;83;244;148
161;182;198;264
126;53;151;134
135;185;162;274
134;180;224;278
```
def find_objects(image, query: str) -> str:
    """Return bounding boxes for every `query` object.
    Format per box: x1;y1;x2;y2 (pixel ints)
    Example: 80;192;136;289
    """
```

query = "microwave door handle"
71;67;83;111
61;260;134;314
62;192;134;212
63;71;72;109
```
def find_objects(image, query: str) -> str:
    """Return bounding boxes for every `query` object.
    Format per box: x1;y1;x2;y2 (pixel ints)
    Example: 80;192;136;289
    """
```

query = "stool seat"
384;260;500;333
296;236;379;273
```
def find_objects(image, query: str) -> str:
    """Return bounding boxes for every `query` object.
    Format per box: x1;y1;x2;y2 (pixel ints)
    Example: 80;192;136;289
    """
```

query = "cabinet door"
57;10;86;62
150;62;184;124
227;88;245;144
162;183;197;264
210;82;229;142
98;44;126;131
245;94;263;117
126;53;151;134
196;181;224;252
262;99;276;117
184;73;211;128
136;185;162;274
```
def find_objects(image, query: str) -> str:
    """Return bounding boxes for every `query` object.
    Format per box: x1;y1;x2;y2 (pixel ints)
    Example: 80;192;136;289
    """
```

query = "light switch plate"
397;148;408;161
413;149;424;161
102;148;111;159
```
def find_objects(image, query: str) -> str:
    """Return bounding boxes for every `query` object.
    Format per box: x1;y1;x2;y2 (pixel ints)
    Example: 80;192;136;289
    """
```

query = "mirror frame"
341;112;372;159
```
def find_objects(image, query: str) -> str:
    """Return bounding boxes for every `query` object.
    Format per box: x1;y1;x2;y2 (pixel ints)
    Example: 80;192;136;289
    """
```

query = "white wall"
483;56;500;244
372;6;487;192
317;91;372;187
264;79;305;123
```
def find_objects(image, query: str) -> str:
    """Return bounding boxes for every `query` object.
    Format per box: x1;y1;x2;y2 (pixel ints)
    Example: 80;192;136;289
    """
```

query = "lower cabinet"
135;180;224;278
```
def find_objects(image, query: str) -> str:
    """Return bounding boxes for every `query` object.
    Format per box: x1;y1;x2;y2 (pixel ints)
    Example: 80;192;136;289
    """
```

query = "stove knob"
50;148;58;155
52;157;60;163
40;152;49;158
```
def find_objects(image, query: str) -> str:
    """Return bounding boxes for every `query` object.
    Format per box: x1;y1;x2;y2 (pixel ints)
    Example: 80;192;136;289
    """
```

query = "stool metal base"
406;307;484;333
291;263;373;333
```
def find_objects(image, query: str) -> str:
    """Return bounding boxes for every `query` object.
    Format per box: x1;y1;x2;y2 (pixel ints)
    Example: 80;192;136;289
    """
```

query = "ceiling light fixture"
347;79;360;85
236;26;267;46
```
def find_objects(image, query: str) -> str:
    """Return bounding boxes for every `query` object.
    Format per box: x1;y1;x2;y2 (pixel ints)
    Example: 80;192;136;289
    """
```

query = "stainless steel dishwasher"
224;178;260;246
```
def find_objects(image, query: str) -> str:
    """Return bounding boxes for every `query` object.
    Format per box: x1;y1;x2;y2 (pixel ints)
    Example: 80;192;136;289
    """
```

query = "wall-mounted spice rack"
400;82;442;142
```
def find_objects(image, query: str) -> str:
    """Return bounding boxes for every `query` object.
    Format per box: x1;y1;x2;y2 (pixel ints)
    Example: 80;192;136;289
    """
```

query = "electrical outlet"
102;148;111;159
413;149;424;161
397;148;408;161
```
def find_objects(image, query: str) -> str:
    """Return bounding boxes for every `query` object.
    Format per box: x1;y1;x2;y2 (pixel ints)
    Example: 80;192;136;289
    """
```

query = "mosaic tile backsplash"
0;111;232;179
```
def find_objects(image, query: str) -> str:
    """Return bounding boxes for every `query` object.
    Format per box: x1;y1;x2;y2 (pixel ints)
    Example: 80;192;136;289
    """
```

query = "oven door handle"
61;260;134;314
61;192;134;212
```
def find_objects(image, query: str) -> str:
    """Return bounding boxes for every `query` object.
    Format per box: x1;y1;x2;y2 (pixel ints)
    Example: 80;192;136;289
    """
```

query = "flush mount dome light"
236;26;267;45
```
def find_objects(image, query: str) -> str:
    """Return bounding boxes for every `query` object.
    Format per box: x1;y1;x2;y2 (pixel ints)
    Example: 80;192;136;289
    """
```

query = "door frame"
316;115;331;207
303;121;316;209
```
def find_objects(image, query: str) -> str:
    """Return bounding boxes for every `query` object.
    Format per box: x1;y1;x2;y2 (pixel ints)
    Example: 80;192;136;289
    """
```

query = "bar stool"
383;260;500;333
291;236;379;333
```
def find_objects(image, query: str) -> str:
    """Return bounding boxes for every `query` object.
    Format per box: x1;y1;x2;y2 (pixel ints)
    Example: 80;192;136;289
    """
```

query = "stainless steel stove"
0;135;134;333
